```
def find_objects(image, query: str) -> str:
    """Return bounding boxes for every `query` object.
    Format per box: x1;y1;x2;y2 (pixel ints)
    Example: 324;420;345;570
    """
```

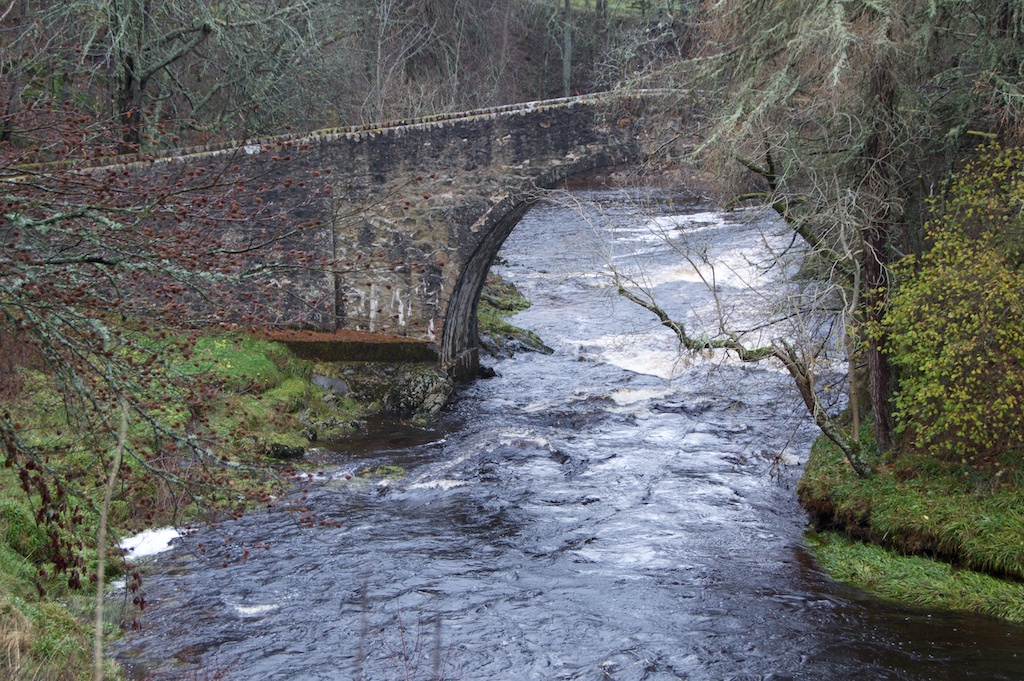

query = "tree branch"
616;276;873;477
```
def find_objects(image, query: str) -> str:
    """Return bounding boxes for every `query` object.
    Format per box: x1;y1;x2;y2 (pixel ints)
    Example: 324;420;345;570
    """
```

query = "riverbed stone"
312;360;453;416
311;374;349;396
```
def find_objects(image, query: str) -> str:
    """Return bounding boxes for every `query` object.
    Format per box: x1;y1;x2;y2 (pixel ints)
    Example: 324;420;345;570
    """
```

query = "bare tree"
630;0;1024;462
1;0;328;148
609;204;874;476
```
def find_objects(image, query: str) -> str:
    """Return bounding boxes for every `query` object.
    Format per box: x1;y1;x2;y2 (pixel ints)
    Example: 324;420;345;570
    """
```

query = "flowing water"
115;190;1024;680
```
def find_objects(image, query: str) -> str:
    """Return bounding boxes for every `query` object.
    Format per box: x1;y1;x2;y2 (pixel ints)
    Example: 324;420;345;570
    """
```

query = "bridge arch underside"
441;158;631;382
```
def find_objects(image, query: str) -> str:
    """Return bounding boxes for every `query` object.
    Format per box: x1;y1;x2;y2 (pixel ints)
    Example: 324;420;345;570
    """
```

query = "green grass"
807;531;1024;622
0;515;115;680
188;335;305;392
800;436;1024;579
799;432;1024;621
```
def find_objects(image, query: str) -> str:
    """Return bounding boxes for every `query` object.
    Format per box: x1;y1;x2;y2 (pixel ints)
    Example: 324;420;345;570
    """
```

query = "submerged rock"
479;328;554;359
267;443;306;460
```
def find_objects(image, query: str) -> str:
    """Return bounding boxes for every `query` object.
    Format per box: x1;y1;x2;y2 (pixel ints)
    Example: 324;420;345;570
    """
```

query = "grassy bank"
0;331;369;679
799;434;1024;621
807;531;1024;621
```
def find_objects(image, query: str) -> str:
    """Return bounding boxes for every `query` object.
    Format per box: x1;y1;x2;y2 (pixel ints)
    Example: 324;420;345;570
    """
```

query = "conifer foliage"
658;0;1024;464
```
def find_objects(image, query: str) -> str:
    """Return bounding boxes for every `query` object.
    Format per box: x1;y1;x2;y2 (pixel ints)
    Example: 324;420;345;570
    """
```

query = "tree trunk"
117;55;144;150
93;401;127;681
862;60;897;454
112;0;150;151
562;0;572;97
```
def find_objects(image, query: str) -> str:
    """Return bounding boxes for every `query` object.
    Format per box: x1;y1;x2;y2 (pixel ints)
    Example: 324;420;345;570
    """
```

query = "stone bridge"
127;90;675;380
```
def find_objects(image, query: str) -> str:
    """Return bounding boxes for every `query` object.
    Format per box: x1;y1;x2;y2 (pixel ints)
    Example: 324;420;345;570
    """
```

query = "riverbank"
0;272;545;680
0;330;374;679
799;433;1024;622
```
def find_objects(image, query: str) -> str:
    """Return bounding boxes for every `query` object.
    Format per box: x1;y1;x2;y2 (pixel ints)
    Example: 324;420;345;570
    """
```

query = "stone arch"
440;151;634;380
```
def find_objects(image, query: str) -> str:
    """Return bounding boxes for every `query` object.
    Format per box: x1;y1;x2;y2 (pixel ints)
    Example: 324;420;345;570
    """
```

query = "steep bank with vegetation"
798;145;1024;622
0;270;543;679
0;331;372;679
799;436;1024;622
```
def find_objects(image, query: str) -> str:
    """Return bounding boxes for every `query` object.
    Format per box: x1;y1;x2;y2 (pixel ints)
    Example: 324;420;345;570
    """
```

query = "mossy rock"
313;362;453;416
299;409;363;442
478;324;553;359
267;443;306;460
477;271;552;358
358;465;406;478
479;272;531;313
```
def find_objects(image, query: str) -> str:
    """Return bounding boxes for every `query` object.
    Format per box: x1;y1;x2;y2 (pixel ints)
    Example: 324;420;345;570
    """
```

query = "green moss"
263;376;317;413
478;306;544;343
358;465;406;478
189;335;290;392
479;272;531;314
184;334;374;454
477;272;552;356
807;531;1024;622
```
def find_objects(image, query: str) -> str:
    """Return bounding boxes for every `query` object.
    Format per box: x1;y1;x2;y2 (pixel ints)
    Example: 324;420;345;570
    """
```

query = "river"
114;189;1024;680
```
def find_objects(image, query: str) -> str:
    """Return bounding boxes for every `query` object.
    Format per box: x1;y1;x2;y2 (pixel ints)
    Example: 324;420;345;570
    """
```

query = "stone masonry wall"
99;91;669;377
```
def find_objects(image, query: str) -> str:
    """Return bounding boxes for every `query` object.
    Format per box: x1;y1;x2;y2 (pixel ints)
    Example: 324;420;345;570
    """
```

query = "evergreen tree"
667;0;1024;465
